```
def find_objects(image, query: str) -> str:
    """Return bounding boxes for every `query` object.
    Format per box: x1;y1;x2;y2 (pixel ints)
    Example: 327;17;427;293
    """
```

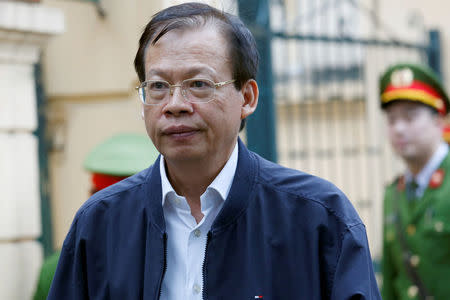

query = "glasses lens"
138;87;146;103
183;79;215;103
145;81;170;104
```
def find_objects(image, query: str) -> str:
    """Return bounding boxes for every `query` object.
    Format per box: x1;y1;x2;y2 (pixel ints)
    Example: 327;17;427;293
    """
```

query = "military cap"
84;133;159;191
84;133;159;176
380;63;450;115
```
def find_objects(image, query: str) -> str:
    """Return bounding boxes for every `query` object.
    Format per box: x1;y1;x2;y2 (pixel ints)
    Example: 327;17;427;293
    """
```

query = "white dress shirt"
405;142;449;198
159;143;238;300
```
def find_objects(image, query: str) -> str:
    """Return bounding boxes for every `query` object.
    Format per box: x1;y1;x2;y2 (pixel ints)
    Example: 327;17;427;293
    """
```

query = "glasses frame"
136;78;236;105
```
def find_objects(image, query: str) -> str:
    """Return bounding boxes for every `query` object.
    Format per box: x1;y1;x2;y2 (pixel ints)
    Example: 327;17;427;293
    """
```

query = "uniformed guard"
32;133;158;300
380;63;450;300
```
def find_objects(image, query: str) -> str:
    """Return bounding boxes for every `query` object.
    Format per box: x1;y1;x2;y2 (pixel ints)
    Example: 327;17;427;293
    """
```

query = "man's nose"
391;119;407;133
169;84;182;96
163;86;193;115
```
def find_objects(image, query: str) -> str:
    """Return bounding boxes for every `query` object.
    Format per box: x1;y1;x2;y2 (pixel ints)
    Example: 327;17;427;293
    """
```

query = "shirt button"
174;197;181;205
193;284;201;294
410;255;420;267
408;285;418;298
194;229;201;237
435;221;444;232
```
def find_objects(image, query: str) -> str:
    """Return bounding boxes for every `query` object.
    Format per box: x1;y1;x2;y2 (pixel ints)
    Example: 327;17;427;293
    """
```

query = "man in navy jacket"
48;2;381;299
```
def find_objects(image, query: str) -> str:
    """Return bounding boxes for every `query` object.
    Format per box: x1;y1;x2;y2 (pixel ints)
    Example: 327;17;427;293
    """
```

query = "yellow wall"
48;96;146;247
42;0;161;95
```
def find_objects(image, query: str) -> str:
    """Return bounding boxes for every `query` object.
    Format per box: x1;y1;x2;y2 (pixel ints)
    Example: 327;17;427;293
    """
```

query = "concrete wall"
0;2;63;298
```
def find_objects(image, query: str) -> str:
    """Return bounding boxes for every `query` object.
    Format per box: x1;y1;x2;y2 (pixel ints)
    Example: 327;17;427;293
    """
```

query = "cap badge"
391;68;414;87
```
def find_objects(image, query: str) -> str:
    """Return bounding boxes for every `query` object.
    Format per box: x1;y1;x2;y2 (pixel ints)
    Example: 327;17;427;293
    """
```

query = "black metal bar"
271;31;428;49
427;29;442;80
34;62;54;257
238;0;278;162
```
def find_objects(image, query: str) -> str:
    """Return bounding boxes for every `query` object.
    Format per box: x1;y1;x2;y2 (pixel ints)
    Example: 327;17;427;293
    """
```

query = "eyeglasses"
136;78;236;105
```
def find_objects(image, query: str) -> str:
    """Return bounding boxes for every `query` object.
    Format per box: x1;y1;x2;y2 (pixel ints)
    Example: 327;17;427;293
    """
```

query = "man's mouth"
163;125;199;137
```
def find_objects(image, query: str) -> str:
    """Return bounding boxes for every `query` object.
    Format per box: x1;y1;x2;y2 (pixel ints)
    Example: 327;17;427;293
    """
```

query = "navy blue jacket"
48;140;381;299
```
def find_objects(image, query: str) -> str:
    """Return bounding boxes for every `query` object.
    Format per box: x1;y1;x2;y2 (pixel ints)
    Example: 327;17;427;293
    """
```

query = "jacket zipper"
202;231;212;300
157;233;168;300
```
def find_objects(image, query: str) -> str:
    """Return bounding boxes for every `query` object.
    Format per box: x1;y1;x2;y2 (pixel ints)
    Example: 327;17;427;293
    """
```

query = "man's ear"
240;79;259;119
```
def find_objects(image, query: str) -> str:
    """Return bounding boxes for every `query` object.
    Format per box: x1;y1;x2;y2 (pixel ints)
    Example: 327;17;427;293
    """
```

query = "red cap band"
92;173;128;191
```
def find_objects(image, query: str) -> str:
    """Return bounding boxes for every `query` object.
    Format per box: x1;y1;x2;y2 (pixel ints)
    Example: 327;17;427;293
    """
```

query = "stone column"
0;2;63;299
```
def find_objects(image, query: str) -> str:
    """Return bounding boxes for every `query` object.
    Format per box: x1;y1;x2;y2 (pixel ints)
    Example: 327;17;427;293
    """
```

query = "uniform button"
410;255;420;267
194;229;201;237
407;225;416;236
434;221;444;232
408;285;418;298
193;284;201;294
174;197;181;205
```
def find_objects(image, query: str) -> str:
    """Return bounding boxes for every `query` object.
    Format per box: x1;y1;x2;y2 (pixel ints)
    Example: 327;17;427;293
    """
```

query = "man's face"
385;101;442;162
142;25;256;165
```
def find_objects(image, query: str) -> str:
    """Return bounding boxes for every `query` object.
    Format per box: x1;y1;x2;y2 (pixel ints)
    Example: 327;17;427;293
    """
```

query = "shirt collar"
160;142;239;206
406;142;449;189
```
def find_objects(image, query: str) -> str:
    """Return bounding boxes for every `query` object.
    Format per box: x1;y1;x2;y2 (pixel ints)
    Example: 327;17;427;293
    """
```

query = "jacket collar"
144;138;257;234
145;155;165;233
404;142;449;195
211;138;257;233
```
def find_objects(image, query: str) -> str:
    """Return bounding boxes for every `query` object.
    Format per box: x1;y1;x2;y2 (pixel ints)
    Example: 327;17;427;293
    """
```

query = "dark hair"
134;2;259;131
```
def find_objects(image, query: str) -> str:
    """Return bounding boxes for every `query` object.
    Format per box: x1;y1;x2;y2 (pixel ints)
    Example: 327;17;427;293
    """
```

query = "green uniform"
382;153;450;300
33;251;61;300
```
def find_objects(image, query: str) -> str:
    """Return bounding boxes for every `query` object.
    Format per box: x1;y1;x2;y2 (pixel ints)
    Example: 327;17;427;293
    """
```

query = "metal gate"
238;0;441;261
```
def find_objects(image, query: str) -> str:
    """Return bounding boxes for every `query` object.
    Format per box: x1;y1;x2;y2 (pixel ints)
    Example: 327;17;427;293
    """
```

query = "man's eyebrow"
146;69;166;77
146;66;216;78
184;66;215;77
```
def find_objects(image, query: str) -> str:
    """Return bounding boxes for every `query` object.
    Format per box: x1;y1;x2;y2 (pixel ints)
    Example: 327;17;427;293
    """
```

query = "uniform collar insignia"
429;169;444;189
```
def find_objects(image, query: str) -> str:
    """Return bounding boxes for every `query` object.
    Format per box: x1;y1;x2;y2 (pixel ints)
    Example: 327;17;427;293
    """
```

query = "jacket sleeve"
47;218;89;300
330;223;382;300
